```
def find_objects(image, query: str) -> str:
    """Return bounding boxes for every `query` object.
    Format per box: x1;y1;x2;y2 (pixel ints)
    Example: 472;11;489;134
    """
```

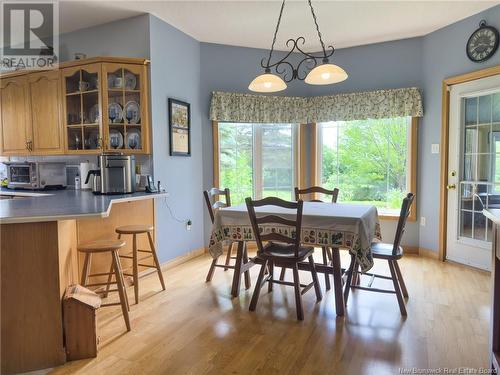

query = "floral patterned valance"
210;87;423;123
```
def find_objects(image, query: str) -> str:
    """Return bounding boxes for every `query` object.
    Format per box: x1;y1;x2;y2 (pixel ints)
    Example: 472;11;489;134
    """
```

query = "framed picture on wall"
168;98;191;156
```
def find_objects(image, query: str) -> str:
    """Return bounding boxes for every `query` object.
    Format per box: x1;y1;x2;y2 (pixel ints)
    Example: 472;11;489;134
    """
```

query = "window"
318;117;417;217
217;122;298;205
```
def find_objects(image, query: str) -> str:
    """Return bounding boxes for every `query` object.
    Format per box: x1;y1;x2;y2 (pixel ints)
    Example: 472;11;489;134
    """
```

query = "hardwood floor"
49;251;490;374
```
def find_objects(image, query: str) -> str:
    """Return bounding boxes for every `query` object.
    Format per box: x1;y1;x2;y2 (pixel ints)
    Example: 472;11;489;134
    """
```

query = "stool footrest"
123;272;134;277
88;272;114;277
119;254;152;262
215;264;236;269
101;302;122;307
138;249;153;253
138;263;156;268
84;281;116;288
98;288;119;294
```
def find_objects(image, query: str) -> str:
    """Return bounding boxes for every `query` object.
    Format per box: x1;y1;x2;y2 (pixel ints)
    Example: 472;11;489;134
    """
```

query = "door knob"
446;184;456;190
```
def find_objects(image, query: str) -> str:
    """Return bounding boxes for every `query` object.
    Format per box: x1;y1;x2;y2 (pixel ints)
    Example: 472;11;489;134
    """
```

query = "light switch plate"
431;144;440;154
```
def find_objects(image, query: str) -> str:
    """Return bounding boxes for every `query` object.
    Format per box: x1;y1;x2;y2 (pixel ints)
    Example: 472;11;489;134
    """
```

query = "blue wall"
59;15;150;61
419;5;500;252
148;15;205;262
58;14;205;263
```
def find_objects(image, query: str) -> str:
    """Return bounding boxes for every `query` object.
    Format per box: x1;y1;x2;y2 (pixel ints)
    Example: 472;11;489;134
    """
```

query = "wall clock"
466;20;499;63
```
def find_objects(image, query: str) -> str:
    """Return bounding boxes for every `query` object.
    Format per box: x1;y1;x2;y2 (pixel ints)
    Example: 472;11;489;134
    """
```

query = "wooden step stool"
63;284;101;360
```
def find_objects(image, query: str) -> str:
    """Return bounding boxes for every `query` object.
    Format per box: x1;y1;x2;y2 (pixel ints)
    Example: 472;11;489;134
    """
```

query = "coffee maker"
85;154;136;194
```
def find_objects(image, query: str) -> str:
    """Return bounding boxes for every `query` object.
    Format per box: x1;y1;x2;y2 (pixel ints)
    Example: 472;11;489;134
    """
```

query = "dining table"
208;201;381;316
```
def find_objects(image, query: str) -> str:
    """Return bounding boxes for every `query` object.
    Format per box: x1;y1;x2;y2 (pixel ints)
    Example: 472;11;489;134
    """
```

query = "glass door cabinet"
61;60;149;154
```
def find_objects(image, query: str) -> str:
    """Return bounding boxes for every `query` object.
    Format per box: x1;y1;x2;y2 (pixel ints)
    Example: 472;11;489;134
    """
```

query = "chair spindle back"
245;197;304;258
294;186;339;203
393;193;415;255
203;187;231;224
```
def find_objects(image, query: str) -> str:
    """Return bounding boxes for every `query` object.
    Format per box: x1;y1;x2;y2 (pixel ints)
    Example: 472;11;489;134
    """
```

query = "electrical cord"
163;199;190;224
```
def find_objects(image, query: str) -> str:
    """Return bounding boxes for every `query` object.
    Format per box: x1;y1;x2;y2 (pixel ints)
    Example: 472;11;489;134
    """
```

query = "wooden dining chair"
246;197;322;320
204;188;240;281
294;186;339;203
279;186;340;290
344;193;415;316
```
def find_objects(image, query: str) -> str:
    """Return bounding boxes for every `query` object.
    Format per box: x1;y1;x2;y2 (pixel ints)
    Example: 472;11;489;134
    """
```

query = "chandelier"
249;0;348;93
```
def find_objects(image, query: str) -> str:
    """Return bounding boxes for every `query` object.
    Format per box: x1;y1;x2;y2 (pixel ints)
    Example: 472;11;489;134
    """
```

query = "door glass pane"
465;97;478;125
107;68;125;150
460;183;473;211
460;210;473;238
65;71;80;94
474;213;486;241
459;91;500;245
493;93;500;123
123;69;141;150
463;155;475;181
65;69;99;151
477;154;491;182
479;95;492;124
464;128;476;154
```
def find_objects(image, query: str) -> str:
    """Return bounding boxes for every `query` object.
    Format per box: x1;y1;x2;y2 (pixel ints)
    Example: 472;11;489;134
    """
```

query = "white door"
446;75;500;271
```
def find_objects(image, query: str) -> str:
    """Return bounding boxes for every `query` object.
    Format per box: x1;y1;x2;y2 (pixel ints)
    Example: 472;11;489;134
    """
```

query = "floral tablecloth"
208;202;381;272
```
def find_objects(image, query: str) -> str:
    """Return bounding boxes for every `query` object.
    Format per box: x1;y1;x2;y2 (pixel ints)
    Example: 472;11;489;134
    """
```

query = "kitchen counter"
0;188;168;224
484;209;500;225
483;208;500;371
1;188;166;373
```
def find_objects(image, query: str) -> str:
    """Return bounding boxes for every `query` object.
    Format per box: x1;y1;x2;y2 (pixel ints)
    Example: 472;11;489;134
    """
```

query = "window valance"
210;87;423;123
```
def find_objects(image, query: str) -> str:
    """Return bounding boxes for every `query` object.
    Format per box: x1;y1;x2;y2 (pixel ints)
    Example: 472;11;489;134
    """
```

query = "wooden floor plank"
48;251;491;374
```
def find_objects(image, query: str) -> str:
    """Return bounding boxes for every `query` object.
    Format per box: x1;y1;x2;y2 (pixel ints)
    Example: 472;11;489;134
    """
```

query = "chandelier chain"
308;0;327;56
267;0;286;67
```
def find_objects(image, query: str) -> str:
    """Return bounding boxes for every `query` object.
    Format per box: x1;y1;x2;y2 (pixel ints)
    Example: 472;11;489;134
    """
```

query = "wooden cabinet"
0;76;31;155
102;63;149;153
28;71;64;154
61;64;103;154
0;71;64;155
61;60;150;154
0;57;150;156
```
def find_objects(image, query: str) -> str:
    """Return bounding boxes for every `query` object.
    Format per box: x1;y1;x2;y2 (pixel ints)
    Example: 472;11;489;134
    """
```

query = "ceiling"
60;1;500;51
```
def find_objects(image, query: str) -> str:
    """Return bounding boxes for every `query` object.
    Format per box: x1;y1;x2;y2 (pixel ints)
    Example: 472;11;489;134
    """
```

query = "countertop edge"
0;192;168;225
483;209;500;225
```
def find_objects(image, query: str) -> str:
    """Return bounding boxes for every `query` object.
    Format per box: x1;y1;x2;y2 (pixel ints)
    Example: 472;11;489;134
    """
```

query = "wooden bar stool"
78;239;131;331
113;225;166;305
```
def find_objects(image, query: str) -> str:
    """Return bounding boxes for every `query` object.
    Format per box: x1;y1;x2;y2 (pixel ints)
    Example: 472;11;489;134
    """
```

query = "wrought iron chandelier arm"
308;0;328;58
265;0;287;68
262;38;299;69
293;38;335;60
251;0;345;90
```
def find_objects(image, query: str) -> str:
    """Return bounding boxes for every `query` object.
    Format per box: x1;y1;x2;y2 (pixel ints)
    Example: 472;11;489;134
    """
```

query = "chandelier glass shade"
249;0;347;93
248;71;287;93
305;63;348;85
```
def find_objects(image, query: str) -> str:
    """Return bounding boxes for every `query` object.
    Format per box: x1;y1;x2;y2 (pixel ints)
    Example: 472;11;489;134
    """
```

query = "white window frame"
215;122;299;202
315;117;418;220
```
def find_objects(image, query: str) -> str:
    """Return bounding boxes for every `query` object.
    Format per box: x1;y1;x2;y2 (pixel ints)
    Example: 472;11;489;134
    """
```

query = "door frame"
439;65;500;261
